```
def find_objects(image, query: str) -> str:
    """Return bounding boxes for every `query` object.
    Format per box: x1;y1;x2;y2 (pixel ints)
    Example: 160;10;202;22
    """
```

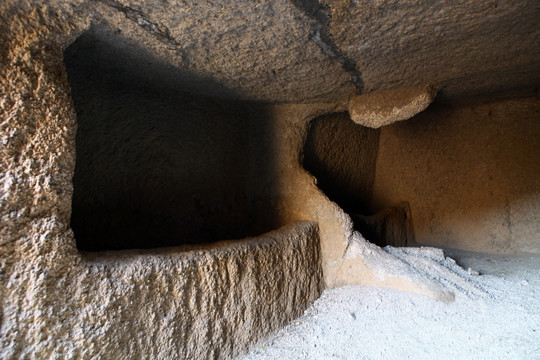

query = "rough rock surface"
63;33;291;250
2;0;538;104
372;97;540;254
302;112;379;215
328;0;540;101
348;85;437;128
1;221;323;360
1;0;539;358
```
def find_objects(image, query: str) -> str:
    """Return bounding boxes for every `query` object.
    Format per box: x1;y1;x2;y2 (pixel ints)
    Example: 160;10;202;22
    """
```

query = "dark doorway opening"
302;112;415;247
302;112;379;215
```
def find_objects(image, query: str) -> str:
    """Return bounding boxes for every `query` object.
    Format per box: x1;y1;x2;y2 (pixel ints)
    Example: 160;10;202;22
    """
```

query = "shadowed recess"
302;112;415;247
65;31;280;251
302;112;379;215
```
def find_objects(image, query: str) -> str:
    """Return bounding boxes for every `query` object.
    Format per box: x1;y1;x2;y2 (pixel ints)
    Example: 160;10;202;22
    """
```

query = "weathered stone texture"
303;112;380;215
1;221;323;360
242;102;356;287
1;0;539;358
3;0;537;104
328;0;540;101
0;5;327;358
372;97;540;254
63;31;288;250
348;86;437;128
62;0;352;103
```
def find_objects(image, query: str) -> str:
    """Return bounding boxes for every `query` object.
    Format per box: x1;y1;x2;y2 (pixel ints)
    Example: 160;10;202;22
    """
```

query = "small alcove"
64;30;281;251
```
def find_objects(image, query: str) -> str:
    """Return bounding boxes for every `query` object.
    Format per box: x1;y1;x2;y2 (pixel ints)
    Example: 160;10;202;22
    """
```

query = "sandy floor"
239;249;540;360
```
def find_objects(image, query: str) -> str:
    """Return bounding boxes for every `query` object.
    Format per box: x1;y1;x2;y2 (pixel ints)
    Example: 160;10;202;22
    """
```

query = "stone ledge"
348;85;437;128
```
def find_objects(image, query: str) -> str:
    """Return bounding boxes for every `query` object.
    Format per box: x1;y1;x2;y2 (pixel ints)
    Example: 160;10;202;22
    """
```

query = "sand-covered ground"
240;249;540;360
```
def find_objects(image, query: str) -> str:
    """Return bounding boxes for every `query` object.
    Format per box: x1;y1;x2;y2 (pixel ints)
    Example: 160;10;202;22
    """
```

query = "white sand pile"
240;249;540;359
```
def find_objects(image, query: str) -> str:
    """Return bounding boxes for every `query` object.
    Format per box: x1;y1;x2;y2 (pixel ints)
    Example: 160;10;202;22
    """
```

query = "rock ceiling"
6;0;540;103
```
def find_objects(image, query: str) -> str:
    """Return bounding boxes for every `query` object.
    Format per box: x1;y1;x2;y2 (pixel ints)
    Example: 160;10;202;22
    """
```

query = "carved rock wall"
0;6;328;358
1;1;539;358
372;97;540;254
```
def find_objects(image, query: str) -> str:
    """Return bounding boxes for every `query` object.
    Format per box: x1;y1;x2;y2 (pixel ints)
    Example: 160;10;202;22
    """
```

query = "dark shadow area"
302;112;416;247
302;112;379;215
65;30;279;251
65;27;242;100
350;202;416;247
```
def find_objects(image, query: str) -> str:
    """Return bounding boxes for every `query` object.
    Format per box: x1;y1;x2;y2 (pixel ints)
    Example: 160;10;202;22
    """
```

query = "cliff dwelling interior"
1;1;539;359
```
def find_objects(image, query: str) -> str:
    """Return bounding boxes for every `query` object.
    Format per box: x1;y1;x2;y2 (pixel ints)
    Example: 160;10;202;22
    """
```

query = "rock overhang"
12;0;535;105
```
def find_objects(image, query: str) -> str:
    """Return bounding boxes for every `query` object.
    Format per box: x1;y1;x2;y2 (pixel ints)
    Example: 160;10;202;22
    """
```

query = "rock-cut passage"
65;31;279;251
302;112;415;247
303;112;379;215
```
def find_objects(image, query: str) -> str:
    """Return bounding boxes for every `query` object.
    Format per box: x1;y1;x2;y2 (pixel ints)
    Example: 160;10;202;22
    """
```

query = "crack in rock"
98;0;181;50
291;0;364;93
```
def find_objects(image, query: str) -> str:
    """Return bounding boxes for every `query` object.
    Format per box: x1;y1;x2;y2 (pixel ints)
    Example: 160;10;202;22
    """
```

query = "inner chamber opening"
303;100;539;254
302;112;415;247
65;31;280;251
